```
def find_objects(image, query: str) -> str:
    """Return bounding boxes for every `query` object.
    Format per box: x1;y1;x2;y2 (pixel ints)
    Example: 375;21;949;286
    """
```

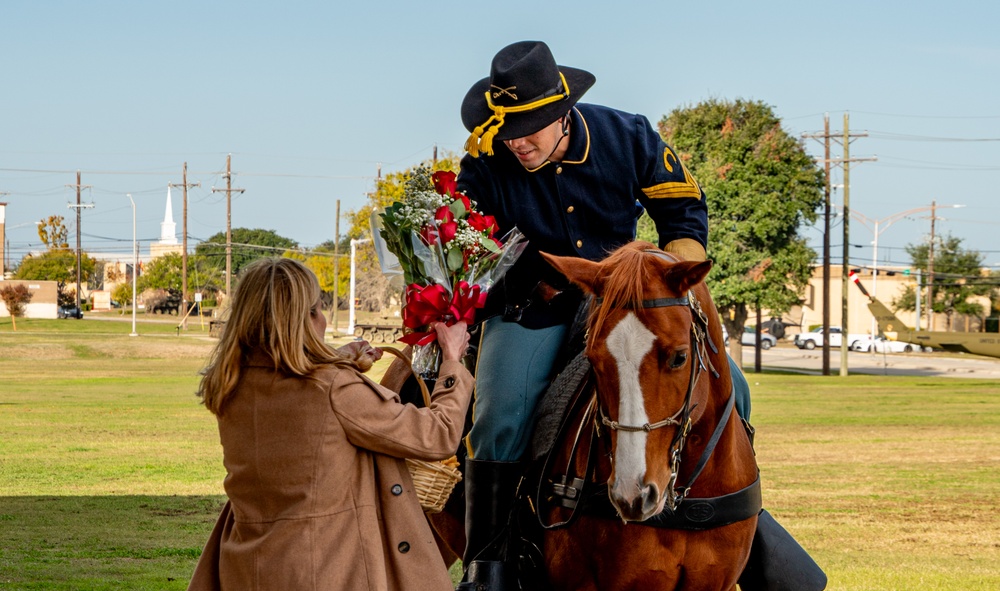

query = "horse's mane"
590;241;666;338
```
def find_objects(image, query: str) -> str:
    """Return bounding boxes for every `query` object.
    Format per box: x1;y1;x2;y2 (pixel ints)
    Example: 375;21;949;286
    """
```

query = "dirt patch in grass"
85;337;215;360
0;343;76;360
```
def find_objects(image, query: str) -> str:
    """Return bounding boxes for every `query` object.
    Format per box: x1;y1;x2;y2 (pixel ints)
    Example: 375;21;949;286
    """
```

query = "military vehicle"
851;272;1000;359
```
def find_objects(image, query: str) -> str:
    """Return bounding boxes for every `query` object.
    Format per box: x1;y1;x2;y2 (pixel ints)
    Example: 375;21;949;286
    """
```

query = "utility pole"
840;114;852;377
211;155;244;300
803;115;833;375
0;193;9;278
803;113;875;377
927;200;937;331
169;162;200;327
66;171;93;312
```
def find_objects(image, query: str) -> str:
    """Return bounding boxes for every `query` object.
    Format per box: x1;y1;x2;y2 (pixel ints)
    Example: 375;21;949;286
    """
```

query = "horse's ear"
540;251;603;294
663;259;714;294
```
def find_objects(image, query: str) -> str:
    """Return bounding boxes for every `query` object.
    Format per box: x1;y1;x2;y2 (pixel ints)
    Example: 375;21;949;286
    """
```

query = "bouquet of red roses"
375;166;526;377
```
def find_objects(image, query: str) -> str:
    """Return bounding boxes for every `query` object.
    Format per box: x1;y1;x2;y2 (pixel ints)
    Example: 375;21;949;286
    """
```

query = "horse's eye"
669;351;688;369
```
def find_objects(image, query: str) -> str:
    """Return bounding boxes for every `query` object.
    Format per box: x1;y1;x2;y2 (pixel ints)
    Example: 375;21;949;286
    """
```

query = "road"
738;344;1000;380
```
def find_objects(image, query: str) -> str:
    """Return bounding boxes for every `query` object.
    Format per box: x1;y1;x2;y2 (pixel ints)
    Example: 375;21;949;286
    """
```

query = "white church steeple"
159;186;178;245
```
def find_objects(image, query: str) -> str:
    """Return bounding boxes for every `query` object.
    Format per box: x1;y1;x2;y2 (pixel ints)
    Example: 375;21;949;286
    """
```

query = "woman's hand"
338;340;383;372
433;321;470;362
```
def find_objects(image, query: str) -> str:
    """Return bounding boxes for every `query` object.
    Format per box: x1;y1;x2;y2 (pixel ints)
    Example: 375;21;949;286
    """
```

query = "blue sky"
2;0;999;271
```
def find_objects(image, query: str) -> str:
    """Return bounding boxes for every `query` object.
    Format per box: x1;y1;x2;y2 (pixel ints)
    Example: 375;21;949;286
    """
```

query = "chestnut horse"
382;241;760;589
535;242;760;590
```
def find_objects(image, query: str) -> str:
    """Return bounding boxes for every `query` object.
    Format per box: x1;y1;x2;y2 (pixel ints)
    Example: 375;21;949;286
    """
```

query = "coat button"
398;541;410;553
391;484;403;496
443;376;455;389
566;205;574;213
556;166;563;174
576;240;583;248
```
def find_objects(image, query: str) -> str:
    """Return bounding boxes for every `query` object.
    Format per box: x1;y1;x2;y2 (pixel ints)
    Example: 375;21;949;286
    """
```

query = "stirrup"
457;560;514;591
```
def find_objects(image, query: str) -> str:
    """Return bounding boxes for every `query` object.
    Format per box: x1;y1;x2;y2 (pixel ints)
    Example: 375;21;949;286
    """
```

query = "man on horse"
455;40;754;589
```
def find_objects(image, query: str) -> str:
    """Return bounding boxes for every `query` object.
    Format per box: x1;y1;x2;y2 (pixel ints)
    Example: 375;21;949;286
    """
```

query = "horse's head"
542;242;716;522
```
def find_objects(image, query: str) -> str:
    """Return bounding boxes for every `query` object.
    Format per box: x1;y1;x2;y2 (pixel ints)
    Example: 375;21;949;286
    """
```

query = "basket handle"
378;346;432;407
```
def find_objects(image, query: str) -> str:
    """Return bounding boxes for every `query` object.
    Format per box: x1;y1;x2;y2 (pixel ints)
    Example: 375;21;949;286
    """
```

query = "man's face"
503;118;566;170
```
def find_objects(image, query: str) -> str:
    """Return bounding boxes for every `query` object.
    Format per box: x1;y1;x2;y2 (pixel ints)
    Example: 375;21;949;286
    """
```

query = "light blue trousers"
468;317;752;462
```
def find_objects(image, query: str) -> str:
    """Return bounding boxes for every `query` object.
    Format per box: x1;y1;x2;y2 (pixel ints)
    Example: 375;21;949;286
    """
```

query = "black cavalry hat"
461;41;595;157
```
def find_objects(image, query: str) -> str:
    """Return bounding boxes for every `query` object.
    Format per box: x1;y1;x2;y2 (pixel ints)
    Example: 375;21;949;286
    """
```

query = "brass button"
566;205;574;213
556;166;563;174
576;240;583;248
398;541;410;553
391;484;403;496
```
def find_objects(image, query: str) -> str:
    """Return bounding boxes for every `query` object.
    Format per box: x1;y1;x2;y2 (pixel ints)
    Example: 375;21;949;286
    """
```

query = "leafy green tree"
991;270;1000;320
112;282;133;313
659;98;825;364
0;283;33;330
186;256;225;303
138;252;183;292
891;234;990;330
194;228;298;276
14;249;96;307
134;252;224;307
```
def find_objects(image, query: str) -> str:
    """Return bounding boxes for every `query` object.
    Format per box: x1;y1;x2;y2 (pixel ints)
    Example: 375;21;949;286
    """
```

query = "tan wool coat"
187;354;474;591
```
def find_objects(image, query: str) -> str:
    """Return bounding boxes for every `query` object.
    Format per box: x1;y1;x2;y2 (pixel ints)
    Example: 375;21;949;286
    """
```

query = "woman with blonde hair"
188;257;473;591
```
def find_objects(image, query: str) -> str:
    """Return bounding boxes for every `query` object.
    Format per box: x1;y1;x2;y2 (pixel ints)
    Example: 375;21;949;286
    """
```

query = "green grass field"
1;317;998;590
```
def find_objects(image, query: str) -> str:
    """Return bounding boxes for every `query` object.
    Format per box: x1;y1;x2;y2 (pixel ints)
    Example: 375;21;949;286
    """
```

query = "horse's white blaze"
605;313;656;499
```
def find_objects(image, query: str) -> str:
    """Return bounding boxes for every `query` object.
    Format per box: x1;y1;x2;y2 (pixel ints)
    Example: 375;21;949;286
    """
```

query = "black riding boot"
456;459;521;591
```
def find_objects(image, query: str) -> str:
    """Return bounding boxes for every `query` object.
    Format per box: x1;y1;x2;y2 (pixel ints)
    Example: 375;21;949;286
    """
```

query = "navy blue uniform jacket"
457;103;708;328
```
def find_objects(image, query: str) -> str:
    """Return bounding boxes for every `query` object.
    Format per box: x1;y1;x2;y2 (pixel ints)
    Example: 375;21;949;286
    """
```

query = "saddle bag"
737;509;827;591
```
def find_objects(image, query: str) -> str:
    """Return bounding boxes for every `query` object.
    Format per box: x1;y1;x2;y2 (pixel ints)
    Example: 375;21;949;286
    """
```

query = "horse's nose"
612;482;661;522
639;483;661;517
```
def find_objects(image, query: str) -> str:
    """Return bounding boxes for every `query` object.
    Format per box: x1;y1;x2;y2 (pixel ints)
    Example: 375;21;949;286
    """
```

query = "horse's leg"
426;480;467;567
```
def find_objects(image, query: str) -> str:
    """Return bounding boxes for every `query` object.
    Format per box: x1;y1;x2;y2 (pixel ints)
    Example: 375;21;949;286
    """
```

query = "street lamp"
127;194;138;337
346;238;371;337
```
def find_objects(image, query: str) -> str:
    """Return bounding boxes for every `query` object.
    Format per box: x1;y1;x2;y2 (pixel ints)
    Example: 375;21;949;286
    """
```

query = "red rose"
432;170;457;196
468;211;499;236
435;205;455;224
439;221;457;244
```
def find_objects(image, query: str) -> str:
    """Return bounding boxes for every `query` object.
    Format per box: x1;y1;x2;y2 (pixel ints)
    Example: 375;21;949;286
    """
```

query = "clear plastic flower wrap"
374;166;527;378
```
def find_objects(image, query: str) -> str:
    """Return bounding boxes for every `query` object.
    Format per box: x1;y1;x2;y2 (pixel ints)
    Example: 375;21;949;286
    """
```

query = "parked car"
57;305;83;319
793;326;867;350
850;336;926;353
722;326;778;350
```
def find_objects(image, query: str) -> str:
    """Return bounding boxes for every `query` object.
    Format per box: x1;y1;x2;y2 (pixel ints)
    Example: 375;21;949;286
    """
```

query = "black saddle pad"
529;351;592;462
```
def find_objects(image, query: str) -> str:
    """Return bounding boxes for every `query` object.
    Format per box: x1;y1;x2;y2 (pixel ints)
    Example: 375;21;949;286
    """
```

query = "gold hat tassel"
464;105;506;158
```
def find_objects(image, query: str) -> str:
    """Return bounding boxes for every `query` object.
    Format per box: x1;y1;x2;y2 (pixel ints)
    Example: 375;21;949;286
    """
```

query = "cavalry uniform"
459;102;709;330
458;103;711;461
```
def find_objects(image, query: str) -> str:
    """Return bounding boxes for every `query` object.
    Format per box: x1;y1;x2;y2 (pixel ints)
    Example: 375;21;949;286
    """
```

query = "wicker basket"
405;457;462;513
380;347;463;513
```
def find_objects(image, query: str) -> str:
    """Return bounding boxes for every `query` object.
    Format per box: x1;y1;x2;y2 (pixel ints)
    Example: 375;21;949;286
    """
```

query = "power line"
867;131;1000;142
